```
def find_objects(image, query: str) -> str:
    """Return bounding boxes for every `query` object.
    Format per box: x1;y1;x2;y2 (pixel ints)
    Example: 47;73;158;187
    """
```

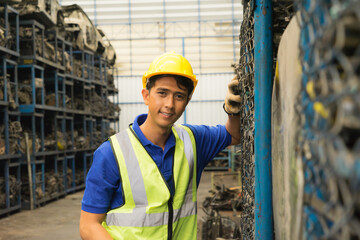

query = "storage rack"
0;4;119;214
0;4;21;216
107;66;120;132
205;148;232;171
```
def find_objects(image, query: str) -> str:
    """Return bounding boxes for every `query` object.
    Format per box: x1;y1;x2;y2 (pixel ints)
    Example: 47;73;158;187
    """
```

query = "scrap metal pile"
0;121;22;156
0;0;120;213
0;0;119;155
0;175;21;208
0;74;16;109
0;7;17;51
1;0;118;115
21;169;44;204
201;184;242;240
18;25;57;61
295;0;360;238
44;170;64;199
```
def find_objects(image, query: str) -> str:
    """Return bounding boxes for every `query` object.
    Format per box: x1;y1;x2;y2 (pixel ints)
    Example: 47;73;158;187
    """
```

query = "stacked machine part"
0;0;120;215
235;0;360;239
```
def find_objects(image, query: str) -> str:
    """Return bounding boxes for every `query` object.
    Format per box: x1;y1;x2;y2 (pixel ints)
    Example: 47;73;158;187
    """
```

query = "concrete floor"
0;171;239;240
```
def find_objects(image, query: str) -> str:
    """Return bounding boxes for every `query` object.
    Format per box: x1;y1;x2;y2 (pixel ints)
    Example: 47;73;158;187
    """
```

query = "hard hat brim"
142;72;198;89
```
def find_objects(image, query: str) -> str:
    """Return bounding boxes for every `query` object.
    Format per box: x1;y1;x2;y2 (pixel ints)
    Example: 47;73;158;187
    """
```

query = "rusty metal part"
72;58;82;78
0;175;21;209
91;91;103;115
75;170;84;186
107;73;115;89
19;130;40;154
0;121;22;155
44;130;66;151
0;17;15;49
0;74;16;109
7;0;60;27
44;170;64;198
21;170;43;202
94;67;100;81
201;184;241;240
9;121;21;155
97;28;116;66
64;51;72;73
74;131;90;150
61;4;99;52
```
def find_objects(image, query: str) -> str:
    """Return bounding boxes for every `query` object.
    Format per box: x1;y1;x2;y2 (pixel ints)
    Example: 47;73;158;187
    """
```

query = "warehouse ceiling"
59;0;242;75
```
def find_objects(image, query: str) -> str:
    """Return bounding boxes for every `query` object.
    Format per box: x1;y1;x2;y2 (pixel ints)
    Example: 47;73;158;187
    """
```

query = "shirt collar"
132;114;176;149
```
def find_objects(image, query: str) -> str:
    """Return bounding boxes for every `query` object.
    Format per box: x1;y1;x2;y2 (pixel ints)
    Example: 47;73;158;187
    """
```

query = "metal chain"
295;0;360;238
234;1;255;239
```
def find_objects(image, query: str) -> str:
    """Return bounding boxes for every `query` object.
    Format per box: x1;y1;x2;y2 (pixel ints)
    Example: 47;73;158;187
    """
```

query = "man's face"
142;76;189;130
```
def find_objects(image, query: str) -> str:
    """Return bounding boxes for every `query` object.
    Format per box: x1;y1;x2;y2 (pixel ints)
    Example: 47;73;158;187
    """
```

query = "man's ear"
142;88;150;105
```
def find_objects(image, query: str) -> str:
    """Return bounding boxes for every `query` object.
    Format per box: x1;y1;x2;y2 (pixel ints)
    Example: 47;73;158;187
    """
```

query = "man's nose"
165;95;175;108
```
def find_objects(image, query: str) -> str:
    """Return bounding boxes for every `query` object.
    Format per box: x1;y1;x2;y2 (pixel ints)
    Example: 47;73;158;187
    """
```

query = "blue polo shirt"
81;114;231;213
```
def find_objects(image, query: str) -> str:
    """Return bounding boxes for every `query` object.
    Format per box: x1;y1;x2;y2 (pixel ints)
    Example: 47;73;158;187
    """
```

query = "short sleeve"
184;124;232;185
81;141;123;213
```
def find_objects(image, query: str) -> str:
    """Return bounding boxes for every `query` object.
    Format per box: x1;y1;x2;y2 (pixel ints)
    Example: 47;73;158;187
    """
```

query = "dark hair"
146;74;194;97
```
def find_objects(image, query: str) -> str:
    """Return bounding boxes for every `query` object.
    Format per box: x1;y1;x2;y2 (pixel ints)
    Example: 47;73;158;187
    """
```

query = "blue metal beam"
182;37;187;124
197;0;202;73
95;19;241;26
108;34;240;41
163;0;166;52
116;72;234;78
254;0;273;239
231;0;237;62
94;0;97;26
128;0;133;75
117;99;223;105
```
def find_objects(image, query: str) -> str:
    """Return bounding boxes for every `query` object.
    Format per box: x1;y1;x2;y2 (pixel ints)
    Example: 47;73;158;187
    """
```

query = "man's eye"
158;91;166;96
175;94;185;100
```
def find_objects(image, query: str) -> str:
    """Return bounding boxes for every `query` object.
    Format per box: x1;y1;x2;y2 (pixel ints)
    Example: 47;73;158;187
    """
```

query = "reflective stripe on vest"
103;125;197;239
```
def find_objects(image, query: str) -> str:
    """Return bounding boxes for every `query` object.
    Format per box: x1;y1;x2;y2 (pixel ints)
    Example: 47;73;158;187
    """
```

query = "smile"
160;112;174;117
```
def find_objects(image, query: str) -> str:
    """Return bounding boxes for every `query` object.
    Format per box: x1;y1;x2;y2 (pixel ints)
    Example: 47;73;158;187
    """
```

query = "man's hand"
224;75;241;115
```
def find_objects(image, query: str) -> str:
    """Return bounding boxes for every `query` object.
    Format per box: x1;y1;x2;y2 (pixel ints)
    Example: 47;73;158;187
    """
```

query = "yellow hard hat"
142;52;198;90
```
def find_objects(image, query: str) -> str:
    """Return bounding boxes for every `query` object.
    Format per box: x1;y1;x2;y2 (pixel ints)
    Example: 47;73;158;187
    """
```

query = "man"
79;52;241;240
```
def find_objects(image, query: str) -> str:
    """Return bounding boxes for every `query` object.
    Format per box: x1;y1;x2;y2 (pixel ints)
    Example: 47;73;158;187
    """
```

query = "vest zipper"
168;195;173;240
129;127;174;240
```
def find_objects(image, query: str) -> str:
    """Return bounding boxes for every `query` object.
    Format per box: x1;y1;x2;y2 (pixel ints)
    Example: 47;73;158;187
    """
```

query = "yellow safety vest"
103;125;197;240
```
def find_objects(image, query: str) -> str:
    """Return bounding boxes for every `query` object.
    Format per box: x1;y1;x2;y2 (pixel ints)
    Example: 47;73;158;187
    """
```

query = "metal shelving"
0;158;21;215
205;148;232;171
19;20;64;70
0;4;19;58
0;2;119;214
0;3;21;216
107;66;120;132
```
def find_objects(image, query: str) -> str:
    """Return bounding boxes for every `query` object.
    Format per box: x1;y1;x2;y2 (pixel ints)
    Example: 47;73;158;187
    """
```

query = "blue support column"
128;0;133;75
162;0;166;52
4;110;9;154
254;0;273;239
182;37;187;124
94;0;97;26
197;0;202;72
231;0;237;63
5;161;9;208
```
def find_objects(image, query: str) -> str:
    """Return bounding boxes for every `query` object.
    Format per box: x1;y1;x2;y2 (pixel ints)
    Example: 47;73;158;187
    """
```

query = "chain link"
234;1;255;239
295;0;360;238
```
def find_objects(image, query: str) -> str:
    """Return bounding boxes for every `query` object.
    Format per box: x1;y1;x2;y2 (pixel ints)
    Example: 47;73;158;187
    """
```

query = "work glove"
224;75;241;116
